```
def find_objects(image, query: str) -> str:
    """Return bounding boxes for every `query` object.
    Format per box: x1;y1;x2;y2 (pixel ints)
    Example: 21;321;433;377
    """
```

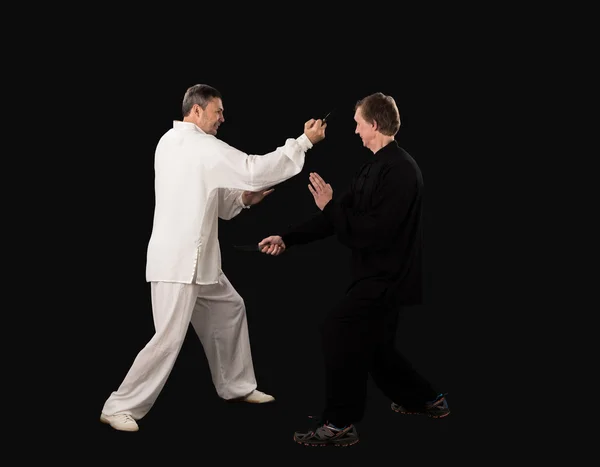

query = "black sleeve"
279;184;355;248
322;164;416;251
279;210;335;248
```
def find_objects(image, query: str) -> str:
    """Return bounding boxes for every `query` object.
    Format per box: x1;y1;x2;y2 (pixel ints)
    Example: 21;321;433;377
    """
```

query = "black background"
72;20;505;464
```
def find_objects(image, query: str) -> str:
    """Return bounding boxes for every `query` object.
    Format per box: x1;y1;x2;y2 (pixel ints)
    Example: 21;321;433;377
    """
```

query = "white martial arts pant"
102;272;257;419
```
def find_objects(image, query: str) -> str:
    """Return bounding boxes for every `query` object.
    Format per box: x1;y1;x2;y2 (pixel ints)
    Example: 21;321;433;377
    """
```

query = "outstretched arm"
217;188;247;220
218;187;275;220
279;211;335;248
207;119;325;193
257;211;334;256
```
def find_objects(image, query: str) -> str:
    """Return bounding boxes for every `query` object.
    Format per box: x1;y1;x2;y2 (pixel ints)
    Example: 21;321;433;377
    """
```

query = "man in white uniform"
100;84;326;432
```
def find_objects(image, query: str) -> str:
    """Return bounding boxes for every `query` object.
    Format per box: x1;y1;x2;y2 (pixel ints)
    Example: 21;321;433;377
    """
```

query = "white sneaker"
100;412;139;432
241;389;275;404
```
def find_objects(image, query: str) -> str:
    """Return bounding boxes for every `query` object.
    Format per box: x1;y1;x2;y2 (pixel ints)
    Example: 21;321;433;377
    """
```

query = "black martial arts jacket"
280;140;424;306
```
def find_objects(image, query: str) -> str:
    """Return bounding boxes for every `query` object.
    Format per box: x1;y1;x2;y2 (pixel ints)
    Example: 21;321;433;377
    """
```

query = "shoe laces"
114;413;136;423
427;393;448;408
307;415;348;431
306;415;325;433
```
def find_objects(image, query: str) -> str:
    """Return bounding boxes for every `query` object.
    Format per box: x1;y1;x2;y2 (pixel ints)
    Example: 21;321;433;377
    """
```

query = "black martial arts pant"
320;280;438;427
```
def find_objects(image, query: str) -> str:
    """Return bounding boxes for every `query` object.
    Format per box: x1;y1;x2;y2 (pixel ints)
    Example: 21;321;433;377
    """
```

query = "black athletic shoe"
391;393;450;418
293;417;359;447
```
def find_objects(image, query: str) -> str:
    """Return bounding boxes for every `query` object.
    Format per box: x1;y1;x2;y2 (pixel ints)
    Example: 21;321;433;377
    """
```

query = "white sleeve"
217;188;247;220
205;133;313;192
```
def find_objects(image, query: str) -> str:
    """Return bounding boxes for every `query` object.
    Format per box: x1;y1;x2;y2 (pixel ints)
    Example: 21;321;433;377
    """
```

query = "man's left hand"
242;188;275;206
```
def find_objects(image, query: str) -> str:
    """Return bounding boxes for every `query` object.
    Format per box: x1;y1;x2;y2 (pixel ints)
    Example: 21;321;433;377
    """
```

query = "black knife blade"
233;244;261;252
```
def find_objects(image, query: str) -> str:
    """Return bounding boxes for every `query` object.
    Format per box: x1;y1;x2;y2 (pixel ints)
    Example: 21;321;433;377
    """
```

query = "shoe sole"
227;396;276;404
294;436;359;447
392;408;450;418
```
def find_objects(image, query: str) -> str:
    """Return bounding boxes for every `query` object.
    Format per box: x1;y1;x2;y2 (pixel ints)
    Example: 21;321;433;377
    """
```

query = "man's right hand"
304;118;327;145
258;235;286;256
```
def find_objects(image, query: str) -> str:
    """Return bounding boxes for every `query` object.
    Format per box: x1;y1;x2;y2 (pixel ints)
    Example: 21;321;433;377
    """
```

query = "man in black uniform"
258;92;450;447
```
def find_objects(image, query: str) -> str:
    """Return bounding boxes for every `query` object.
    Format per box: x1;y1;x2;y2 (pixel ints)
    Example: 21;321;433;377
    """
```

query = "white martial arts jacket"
146;121;313;285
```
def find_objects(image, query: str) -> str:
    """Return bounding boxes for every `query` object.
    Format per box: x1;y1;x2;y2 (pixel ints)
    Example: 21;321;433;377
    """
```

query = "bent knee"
230;293;246;314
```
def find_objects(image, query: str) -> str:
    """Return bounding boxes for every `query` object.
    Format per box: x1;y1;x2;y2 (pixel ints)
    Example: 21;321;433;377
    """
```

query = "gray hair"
182;84;223;117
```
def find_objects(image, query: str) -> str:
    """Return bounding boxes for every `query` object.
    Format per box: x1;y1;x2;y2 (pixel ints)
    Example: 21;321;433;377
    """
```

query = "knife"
322;109;334;123
232;244;261;252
